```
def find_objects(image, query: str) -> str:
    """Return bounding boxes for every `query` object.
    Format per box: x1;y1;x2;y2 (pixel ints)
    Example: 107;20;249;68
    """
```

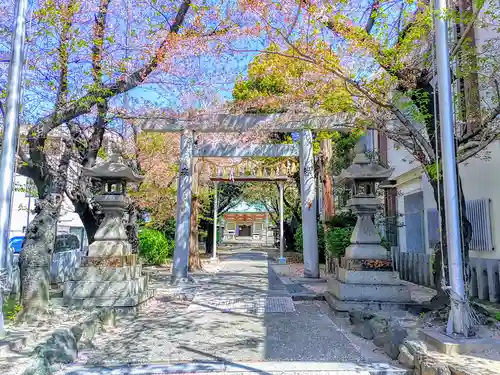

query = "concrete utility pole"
434;0;469;335
0;0;29;338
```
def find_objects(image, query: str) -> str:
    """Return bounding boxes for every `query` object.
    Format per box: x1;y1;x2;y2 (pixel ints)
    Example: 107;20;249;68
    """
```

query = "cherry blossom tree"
225;0;500;304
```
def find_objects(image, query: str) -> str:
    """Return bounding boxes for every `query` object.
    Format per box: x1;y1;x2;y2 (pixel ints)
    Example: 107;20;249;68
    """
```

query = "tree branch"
364;0;380;34
35;0;191;137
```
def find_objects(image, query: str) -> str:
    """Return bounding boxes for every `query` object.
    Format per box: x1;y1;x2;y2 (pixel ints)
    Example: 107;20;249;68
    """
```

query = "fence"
8;249;82;295
392;247;500;303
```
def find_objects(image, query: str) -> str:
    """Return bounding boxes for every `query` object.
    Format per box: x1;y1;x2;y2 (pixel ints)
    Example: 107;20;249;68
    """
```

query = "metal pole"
434;0;468;336
265;212;268;247
0;0;30;338
212;182;218;260
279;182;285;263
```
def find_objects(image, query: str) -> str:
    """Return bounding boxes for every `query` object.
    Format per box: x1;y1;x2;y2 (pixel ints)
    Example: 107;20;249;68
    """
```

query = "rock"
397;344;415;369
384;341;401;360
349;310;374;325
351;321;374;340
420;360;451;375
383;326;408;360
408;304;432;316
32;328;78;364
369;317;389;336
22;356;51;375
373;333;390;347
404;339;427;355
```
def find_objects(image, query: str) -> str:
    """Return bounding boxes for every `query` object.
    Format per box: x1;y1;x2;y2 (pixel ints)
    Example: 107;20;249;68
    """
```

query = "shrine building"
222;202;273;243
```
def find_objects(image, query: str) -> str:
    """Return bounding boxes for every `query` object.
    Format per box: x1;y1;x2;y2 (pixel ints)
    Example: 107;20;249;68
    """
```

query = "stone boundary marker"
22;308;116;375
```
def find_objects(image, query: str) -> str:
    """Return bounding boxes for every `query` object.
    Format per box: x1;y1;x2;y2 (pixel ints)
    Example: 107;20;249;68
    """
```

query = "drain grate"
186;296;295;314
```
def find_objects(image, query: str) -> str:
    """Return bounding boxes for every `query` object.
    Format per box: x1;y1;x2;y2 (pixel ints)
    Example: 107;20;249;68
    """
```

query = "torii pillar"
171;130;194;284
300;130;320;278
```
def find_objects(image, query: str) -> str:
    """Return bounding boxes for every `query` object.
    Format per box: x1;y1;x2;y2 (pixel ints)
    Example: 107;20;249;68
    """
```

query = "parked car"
54;233;81;253
9;236;24;264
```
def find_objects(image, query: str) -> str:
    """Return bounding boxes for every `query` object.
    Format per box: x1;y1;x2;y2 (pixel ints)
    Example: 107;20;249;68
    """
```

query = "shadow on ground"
55;250;394;374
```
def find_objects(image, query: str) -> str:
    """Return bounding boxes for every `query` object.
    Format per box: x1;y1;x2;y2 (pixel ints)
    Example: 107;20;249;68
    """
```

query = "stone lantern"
83;154;143;257
63;154;154;309
325;137;411;312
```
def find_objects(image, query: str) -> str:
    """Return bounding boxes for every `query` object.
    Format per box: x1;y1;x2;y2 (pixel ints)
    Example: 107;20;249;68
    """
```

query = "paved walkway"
55;250;408;374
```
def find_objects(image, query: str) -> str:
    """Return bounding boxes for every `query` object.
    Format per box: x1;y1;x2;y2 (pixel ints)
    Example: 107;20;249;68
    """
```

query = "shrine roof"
225;201;272;213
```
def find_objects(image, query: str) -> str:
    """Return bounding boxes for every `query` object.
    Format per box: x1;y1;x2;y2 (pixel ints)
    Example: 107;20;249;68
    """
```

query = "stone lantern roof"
81;154;144;183
335;139;393;184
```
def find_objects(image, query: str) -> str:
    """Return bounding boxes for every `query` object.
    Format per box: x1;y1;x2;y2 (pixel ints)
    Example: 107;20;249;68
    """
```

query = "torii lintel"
137;113;352;133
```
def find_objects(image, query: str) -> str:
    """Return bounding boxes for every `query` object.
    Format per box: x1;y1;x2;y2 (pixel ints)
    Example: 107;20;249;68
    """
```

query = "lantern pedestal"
325;138;411;312
62;155;154;309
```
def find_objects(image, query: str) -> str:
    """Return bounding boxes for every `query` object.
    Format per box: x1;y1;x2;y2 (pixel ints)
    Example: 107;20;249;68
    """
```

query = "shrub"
294;223;326;262
294;225;303;253
2;297;22;321
326;210;357;228
138;229;173;266
325;226;354;260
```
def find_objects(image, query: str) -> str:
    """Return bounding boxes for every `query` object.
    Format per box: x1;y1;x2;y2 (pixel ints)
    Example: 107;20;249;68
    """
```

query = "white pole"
434;0;468;335
265;212;268;247
212;182;218;260
0;0;30;338
279;182;285;262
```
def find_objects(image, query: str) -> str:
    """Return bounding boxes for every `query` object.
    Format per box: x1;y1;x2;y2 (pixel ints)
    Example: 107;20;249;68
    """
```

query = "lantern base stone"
345;244;390;260
325;292;408;313
327;277;411;302
337;268;401;285
63;255;154;309
88;240;131;257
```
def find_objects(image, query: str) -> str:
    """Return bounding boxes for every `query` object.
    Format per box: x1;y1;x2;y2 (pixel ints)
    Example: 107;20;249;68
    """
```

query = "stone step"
63;276;148;299
328;279;411;303
325;291;408;312
337;269;402;285
57;361;411;374
72;265;143;281
81;254;137;267
63;289;155;309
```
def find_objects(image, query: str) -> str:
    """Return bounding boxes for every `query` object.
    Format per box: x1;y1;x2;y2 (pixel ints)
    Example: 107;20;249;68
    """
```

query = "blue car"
9;236;25;254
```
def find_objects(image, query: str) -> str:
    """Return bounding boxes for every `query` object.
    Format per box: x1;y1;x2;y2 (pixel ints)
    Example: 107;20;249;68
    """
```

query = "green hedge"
138;229;173;266
294;223;326;263
325;226;353;260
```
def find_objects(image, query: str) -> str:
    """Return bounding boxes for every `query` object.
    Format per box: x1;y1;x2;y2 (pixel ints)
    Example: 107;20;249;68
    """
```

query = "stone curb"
21;308;116;375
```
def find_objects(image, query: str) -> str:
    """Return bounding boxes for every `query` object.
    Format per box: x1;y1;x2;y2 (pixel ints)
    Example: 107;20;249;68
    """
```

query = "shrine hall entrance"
238;225;252;237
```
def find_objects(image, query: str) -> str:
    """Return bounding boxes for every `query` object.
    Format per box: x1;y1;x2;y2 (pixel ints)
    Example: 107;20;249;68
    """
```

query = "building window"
403;191;425;253
427;198;493;252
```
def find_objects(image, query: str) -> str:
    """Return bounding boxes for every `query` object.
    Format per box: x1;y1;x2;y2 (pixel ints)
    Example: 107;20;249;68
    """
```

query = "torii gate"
139;113;350;283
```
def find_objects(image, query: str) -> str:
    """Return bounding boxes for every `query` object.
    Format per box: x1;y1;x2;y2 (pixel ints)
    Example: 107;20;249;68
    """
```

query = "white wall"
9;174;85;240
390;140;500;259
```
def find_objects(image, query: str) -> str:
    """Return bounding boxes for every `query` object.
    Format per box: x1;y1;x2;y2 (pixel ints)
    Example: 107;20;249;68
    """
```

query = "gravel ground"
55;250;369;372
0;305;90;375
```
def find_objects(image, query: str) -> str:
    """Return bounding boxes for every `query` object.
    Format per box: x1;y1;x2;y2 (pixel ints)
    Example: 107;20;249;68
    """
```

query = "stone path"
55;250;408;374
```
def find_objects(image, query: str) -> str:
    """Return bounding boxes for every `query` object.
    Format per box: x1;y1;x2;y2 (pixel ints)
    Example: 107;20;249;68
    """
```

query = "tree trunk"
188;160;202;271
77;200;101;244
18;196;59;321
126;202;140;254
189;195;202;271
204;219;214;255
